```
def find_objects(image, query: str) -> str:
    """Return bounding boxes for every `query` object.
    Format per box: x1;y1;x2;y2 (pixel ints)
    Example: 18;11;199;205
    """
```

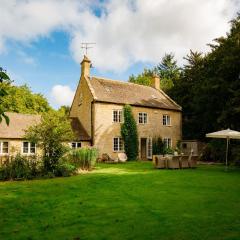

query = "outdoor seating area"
153;154;198;169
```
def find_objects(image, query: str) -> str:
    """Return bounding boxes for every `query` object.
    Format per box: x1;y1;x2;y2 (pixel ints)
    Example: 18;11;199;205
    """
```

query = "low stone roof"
88;77;181;111
70;117;91;141
0;112;41;139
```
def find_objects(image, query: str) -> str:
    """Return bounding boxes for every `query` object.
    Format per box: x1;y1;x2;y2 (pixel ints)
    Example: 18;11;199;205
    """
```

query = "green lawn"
0;162;240;240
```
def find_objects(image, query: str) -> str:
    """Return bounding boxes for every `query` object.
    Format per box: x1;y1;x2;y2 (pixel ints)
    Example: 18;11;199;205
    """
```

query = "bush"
67;147;98;170
0;154;41;180
200;139;226;162
163;147;174;155
152;137;164;155
55;162;76;177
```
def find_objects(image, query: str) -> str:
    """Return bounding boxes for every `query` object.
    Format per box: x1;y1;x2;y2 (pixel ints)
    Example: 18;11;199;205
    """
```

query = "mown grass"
0;162;240;240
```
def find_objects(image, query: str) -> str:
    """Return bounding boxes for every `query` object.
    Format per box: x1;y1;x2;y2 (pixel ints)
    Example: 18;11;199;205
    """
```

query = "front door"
141;138;147;160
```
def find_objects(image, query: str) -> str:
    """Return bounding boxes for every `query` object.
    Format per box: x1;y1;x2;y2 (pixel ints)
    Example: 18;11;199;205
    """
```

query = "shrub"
200;139;226;162
152;137;164;155
25;110;74;172
121;105;139;160
55;162;76;177
67;147;98;170
163;147;174;155
0;154;41;180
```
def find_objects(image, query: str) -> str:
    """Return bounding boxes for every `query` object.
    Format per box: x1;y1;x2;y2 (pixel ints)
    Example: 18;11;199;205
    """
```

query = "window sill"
163;125;172;127
22;153;37;155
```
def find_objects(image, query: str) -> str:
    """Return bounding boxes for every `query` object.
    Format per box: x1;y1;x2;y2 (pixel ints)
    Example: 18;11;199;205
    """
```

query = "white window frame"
112;110;123;123
163;114;171;126
138;112;148;124
71;142;82;149
147;137;152;159
163;138;172;148
22;142;36;155
0;141;9;155
113;137;124;152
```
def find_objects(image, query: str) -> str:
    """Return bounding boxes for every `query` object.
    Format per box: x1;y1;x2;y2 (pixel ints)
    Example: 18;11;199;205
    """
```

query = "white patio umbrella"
206;128;240;168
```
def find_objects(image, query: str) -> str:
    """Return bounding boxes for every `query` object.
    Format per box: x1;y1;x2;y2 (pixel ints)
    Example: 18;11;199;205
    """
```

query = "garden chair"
102;153;116;163
189;155;198;168
167;156;180;169
180;155;189;168
153;155;166;169
118;153;127;162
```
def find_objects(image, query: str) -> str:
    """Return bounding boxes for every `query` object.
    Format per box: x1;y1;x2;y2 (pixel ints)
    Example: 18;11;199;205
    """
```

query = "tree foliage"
169;14;240;139
154;53;181;92
121;105;139;160
2;84;51;114
0;68;11;125
129;69;153;86
25;110;74;172
128;54;180;93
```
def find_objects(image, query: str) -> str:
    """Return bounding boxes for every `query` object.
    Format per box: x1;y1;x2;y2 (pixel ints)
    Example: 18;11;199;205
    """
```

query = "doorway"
141;138;147;160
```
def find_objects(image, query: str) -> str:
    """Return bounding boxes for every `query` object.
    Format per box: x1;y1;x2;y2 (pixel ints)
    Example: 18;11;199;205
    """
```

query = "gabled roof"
87;77;181;111
0;112;41;139
70;117;91;141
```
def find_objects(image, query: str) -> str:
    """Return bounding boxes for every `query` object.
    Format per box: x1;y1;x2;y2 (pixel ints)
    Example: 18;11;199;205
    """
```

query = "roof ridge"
92;76;153;89
5;112;41;117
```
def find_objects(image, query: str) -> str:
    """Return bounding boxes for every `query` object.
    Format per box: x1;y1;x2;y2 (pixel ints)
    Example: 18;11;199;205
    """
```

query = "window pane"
119;110;122;122
163;115;166;125
23;142;29;153
144;113;147;123
113;138;119;151
119;138;123;151
2;142;8;153
139;113;143;123
167;116;170;125
72;142;76;148
113;110;118;122
30;143;36;153
77;142;81;148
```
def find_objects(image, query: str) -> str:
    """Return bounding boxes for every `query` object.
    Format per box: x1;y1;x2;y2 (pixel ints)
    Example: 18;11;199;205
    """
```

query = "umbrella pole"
225;137;229;171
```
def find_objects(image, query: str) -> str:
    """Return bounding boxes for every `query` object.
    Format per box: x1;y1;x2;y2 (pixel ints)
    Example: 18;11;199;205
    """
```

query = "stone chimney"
81;55;91;77
151;74;160;90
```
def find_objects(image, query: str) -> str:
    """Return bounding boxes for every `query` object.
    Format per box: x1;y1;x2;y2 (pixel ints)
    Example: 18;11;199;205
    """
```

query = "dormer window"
113;110;123;123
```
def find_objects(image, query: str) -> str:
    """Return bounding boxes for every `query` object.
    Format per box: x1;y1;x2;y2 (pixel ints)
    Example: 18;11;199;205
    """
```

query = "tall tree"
154;53;181;92
0;68;11;124
169;14;240;139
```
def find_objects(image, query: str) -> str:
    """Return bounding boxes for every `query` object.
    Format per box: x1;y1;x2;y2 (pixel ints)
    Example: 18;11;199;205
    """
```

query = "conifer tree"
121;105;139;160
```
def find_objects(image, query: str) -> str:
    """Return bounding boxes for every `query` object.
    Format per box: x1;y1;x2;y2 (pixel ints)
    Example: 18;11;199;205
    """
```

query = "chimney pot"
81;55;91;77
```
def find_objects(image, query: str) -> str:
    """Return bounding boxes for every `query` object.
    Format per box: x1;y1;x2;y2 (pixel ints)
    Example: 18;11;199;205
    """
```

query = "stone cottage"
70;56;182;160
0;112;41;163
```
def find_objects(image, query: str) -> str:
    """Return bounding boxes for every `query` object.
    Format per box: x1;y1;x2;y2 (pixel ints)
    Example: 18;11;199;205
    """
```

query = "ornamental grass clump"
68;147;98;170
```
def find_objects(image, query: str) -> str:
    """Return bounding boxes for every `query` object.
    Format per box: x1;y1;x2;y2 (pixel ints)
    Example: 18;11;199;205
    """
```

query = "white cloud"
50;85;75;106
17;50;37;65
0;0;239;71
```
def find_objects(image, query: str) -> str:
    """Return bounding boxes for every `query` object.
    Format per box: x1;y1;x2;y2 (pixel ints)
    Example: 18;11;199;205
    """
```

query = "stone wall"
93;102;182;159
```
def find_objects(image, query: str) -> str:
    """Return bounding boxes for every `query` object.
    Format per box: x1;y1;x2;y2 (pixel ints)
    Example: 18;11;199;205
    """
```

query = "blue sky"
0;30;153;108
0;0;238;108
